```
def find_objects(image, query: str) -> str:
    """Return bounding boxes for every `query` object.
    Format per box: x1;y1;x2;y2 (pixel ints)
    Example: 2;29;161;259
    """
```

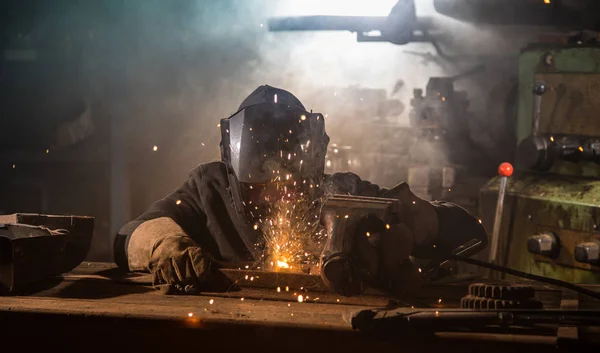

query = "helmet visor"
222;103;327;184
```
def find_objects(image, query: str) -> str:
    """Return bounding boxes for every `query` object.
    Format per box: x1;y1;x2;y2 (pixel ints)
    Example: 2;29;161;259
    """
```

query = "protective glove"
149;234;234;294
352;221;422;297
127;217;235;295
322;216;422;298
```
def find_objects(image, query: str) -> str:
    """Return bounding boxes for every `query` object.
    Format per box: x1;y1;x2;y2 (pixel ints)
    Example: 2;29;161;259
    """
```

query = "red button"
498;162;514;177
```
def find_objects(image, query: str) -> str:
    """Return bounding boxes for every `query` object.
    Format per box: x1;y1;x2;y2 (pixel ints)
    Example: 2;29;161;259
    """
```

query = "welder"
113;85;487;296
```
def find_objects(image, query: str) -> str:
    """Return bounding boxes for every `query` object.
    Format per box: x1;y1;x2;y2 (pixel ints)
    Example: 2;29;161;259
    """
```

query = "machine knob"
533;83;547;96
527;233;559;258
574;242;600;264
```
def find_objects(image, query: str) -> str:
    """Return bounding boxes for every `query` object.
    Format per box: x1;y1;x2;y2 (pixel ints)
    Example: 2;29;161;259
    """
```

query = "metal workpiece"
0;223;68;294
575;241;600;265
0;214;95;294
0;213;95;273
527;232;560;258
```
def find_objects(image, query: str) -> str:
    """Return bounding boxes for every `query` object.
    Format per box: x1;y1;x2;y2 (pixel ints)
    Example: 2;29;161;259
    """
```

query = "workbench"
0;262;590;352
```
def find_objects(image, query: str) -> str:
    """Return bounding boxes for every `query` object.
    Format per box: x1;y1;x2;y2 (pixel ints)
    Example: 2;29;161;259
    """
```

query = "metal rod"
267;16;387;32
489;176;507;263
532;95;542;137
531;82;546;137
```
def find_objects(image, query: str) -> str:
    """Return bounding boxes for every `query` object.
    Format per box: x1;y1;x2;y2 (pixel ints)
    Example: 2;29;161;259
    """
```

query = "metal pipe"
267;16;436;33
268;16;387;32
489;176;507;263
489;163;513;264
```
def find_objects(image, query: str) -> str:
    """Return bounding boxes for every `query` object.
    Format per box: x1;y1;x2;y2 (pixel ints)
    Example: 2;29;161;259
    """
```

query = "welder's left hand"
149;234;235;295
352;222;423;297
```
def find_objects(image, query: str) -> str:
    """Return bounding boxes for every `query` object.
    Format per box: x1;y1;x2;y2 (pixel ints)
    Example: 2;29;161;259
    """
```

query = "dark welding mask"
220;86;329;220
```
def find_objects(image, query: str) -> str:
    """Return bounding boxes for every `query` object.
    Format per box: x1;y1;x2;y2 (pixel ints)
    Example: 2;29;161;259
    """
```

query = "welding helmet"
220;85;329;185
220;86;329;202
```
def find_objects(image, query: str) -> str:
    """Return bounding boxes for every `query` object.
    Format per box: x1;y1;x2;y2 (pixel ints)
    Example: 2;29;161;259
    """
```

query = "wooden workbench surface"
4;280;354;330
1;262;391;328
0;262;587;352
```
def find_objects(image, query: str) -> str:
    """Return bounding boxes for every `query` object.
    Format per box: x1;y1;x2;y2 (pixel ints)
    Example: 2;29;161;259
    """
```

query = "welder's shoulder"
188;161;227;178
186;161;229;186
325;172;383;197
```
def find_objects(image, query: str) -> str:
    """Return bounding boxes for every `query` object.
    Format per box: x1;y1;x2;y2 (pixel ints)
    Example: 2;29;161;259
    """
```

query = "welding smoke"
8;0;557;260
88;0;549;206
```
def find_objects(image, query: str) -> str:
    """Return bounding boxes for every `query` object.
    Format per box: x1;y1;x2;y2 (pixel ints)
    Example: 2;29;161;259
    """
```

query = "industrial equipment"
406;66;490;211
479;34;600;284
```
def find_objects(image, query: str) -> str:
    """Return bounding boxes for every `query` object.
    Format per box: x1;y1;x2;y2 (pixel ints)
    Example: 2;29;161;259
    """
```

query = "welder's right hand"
148;235;233;294
319;216;422;298
351;221;422;297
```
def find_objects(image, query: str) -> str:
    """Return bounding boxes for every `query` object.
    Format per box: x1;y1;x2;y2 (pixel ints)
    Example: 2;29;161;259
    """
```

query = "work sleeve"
126;217;190;272
352;176;487;260
113;167;209;271
325;172;437;247
415;201;488;259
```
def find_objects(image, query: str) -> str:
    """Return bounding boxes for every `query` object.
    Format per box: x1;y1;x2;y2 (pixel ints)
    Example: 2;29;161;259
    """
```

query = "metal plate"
536;73;600;137
0;224;68;293
0;214;94;272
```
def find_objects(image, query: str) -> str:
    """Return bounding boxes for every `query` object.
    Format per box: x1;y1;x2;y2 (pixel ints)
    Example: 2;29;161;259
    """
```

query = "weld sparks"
249;179;326;273
260;196;312;273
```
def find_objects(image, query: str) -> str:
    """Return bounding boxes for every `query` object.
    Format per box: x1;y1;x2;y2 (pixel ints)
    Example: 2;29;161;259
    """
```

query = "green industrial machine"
480;38;600;284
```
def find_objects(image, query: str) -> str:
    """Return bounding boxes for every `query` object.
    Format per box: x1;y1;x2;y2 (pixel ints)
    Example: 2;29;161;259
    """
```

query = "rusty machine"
479;37;600;284
423;0;600;284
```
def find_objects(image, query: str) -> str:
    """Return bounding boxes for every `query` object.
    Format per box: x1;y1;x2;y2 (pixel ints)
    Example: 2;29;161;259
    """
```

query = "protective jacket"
113;161;488;272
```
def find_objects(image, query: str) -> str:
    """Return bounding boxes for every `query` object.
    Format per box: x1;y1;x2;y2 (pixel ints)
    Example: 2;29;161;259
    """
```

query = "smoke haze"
1;0;551;258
